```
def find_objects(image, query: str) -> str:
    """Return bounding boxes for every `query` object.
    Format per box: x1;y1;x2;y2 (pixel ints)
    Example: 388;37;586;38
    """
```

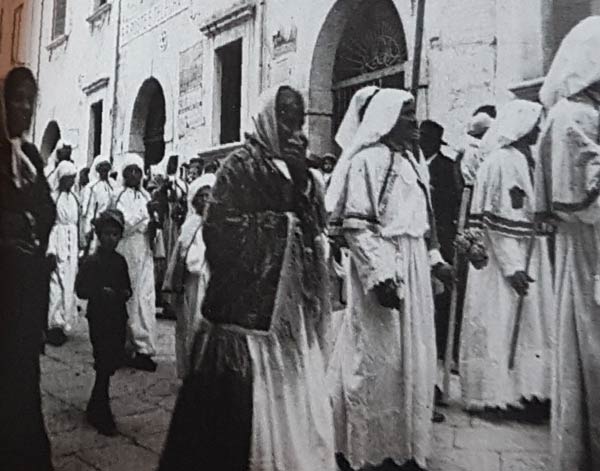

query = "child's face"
98;224;122;252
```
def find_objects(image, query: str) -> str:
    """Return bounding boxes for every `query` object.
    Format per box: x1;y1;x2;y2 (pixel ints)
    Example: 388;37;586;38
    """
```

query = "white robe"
47;191;80;332
537;97;600;471
81;179;115;252
116;187;157;356
460;147;555;410
164;215;209;379
459;146;555;410
328;144;437;469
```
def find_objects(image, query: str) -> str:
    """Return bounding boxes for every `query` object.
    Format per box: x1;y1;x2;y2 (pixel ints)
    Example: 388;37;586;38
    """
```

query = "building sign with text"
178;41;204;132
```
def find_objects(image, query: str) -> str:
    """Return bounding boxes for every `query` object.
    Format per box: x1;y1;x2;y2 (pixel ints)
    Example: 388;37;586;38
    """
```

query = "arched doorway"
39;120;61;163
129;78;166;170
309;0;408;154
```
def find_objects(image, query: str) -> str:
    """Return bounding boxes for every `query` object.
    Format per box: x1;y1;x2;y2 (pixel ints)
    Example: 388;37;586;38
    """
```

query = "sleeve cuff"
428;249;445;267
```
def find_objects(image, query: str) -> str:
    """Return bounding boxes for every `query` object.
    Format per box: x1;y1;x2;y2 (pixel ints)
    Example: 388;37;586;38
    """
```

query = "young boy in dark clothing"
76;209;132;436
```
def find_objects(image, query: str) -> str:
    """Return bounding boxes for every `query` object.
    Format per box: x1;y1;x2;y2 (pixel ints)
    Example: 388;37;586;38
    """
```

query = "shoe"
434;386;448;407
335;453;355;471
126;353;157;372
432;410;445;423
46;328;68;347
87;399;118;437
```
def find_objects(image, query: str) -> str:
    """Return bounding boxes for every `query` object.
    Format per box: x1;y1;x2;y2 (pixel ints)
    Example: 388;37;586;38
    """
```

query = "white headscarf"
90;154;112;184
480;100;542;155
180;172;216;251
118;152;144;188
335;86;380;150
467;112;494;137
325;88;414;213
55;160;77;181
540;16;600;109
187;173;216;209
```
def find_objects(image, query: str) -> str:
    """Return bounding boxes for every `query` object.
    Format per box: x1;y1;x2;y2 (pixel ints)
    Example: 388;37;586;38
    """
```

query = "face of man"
386;100;419;149
96;162;112;180
79;169;90;187
419;132;442;158
521;123;542;146
123;165;143;189
5;80;36;138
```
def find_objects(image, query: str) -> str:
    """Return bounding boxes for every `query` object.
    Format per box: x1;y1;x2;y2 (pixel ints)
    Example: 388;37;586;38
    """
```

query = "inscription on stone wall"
121;0;189;46
178;41;204;131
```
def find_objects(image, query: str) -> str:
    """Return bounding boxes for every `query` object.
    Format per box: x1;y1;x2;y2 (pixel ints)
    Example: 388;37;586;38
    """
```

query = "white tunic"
115;187;157;356
328;144;437;469
47;191;80;332
459;146;555;410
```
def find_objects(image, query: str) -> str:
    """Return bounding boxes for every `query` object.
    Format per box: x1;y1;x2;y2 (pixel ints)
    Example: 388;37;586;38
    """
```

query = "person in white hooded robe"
536;16;600;471
162;173;215;379
115;153;158;372
46;160;80;346
326;88;453;471
459;100;555;418
81;155;115;256
327;86;380;321
45;140;73;192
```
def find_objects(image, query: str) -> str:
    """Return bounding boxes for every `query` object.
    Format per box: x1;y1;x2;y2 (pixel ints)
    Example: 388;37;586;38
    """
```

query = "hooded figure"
46;160;80;345
326;89;446;471
0;66;55;471
44;139;73;192
536;16;600;471
162;173;216;379
159;86;334;471
459;100;555;415
81;155;115;254
459;111;495;186
114;153;157;372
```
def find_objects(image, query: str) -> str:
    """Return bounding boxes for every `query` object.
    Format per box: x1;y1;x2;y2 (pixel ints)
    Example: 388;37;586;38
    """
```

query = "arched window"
332;0;408;138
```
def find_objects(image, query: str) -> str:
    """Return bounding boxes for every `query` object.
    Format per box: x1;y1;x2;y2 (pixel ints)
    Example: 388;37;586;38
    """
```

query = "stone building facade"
0;0;40;80
32;0;119;167
28;0;600;170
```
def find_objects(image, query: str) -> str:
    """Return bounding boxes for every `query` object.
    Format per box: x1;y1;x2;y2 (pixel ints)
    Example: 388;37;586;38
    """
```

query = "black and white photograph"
0;0;598;470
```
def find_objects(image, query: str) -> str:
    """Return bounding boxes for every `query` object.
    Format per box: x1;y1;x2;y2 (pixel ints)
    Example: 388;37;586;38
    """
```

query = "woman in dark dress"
0;67;56;470
158;86;335;471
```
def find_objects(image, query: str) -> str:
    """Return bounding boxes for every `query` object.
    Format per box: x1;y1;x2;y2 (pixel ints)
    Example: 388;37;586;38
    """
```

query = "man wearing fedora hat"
420;120;464;371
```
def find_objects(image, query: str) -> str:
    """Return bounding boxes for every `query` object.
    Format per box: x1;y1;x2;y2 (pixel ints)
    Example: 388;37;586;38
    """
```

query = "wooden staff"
442;186;472;402
508;229;537;370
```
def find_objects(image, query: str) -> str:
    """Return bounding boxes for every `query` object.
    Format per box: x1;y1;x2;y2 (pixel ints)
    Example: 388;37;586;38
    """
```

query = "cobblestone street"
41;317;551;471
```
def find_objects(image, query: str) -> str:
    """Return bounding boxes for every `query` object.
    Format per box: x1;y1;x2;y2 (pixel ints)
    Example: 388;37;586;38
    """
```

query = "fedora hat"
420;120;447;145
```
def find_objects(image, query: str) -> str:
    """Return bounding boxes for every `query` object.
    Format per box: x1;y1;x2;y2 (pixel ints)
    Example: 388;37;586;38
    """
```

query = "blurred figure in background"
163;173;215;379
115;154;158;372
0;66;56;471
46;160;80;346
537;16;600;471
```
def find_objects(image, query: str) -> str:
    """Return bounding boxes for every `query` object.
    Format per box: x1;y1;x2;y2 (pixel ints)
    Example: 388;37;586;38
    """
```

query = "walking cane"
508;228;537;370
442;186;472;402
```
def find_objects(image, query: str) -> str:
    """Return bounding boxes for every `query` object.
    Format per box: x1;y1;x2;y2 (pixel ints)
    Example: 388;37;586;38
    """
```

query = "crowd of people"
2;14;600;471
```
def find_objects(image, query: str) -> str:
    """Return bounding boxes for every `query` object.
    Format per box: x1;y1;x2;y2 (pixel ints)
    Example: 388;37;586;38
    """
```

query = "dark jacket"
428;152;463;262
